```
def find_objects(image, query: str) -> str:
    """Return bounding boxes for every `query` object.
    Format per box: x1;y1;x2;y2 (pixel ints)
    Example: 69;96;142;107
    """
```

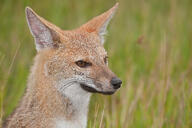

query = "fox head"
26;3;122;95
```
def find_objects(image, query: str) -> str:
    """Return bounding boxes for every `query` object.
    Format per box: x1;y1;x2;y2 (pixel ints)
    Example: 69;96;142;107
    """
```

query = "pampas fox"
4;3;122;128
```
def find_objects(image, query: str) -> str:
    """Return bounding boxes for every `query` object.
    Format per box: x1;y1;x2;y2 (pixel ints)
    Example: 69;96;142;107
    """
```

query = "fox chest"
55;116;87;128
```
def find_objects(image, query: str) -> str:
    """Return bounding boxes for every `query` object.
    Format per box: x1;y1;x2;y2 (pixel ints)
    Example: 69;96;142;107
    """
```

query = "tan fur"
4;3;120;128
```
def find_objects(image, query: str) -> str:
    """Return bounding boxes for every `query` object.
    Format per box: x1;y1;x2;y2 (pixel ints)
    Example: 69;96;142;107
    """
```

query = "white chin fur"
55;81;91;128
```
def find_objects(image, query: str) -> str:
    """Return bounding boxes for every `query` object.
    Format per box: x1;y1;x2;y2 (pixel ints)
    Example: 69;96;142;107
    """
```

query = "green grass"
0;0;192;127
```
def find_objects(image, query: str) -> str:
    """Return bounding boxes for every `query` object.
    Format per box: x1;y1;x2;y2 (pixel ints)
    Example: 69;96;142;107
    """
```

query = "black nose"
110;77;122;89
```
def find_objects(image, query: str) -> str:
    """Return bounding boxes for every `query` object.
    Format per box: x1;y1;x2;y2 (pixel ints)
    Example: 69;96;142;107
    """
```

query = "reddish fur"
4;3;119;128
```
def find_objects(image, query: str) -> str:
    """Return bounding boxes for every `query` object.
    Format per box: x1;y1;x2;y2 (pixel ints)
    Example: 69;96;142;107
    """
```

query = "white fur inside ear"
26;8;54;51
99;31;107;45
98;10;116;45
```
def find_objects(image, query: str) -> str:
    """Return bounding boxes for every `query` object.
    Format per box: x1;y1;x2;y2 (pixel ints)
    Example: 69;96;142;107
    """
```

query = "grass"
0;0;192;127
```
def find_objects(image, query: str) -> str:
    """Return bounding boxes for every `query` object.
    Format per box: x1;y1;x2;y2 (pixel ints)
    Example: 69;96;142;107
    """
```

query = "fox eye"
104;56;108;64
75;60;92;68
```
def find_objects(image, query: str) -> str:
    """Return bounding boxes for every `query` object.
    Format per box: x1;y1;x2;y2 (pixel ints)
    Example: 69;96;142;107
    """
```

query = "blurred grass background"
0;0;192;127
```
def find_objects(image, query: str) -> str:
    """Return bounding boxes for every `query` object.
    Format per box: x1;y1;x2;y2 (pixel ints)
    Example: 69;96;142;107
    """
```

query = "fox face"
26;3;122;95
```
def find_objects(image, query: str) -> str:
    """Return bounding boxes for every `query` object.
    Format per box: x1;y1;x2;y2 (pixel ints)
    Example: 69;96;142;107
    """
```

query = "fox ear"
25;7;60;51
81;3;119;44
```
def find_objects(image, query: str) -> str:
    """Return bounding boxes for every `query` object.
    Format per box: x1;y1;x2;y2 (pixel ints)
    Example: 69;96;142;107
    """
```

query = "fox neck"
27;54;91;127
55;83;91;128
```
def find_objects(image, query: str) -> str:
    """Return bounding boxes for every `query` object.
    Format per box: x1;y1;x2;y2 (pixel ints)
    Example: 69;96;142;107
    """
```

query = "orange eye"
104;57;108;64
75;60;92;68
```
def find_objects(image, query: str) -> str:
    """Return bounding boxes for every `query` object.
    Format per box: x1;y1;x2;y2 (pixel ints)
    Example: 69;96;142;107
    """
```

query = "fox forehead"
56;31;108;61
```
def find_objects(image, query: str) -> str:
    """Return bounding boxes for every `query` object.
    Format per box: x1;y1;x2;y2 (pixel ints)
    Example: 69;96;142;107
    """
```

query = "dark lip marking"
80;84;115;95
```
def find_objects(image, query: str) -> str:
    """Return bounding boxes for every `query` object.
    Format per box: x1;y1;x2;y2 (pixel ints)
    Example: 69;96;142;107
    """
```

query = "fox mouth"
80;84;115;95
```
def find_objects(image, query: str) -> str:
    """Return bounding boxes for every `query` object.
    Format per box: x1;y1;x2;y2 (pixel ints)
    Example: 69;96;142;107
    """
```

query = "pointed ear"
80;3;119;44
25;7;60;51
